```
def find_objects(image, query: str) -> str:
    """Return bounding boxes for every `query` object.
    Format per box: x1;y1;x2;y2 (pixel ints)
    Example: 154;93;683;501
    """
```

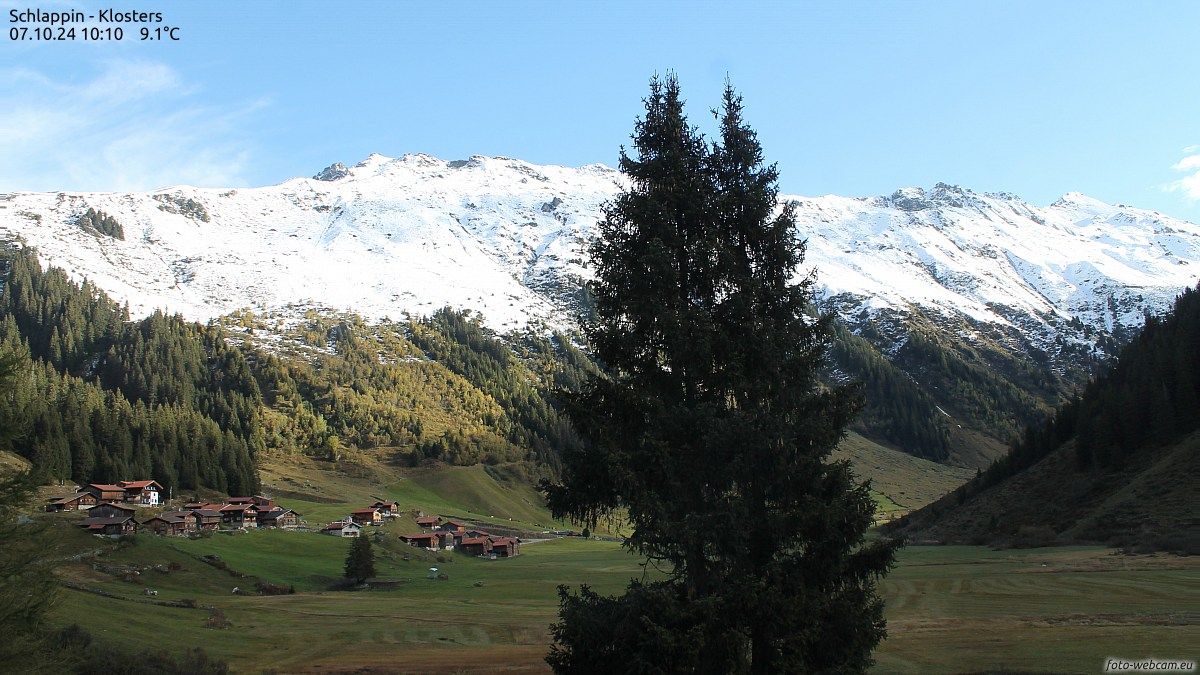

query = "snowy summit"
1;154;1198;343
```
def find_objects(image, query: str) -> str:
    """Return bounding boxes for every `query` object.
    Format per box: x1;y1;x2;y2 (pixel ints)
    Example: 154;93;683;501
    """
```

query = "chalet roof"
489;537;517;546
219;503;252;512
258;509;297;521
372;500;398;507
351;508;379;515
86;483;125;492
118;480;161;490
146;514;186;524
401;533;437;541
460;537;491;545
415;516;440;524
79;516;135;527
93;502;136;512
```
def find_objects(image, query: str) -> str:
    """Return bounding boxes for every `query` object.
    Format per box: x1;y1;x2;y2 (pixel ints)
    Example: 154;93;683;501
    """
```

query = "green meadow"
34;452;1194;673
48;527;1198;674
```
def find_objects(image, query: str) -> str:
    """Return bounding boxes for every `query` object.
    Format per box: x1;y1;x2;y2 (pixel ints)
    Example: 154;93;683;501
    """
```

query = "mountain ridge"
4;153;1198;465
3;152;1194;340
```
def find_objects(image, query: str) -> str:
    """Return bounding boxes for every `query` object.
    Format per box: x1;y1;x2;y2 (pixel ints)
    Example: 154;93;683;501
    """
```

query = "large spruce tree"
543;75;897;673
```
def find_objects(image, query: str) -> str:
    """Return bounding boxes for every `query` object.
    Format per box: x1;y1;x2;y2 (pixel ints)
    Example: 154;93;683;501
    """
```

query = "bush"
254;581;295;596
204;608;231;630
53;623;93;650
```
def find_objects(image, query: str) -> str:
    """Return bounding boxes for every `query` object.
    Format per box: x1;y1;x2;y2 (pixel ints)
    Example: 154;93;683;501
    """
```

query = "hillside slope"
4;154;1199;464
891;286;1200;550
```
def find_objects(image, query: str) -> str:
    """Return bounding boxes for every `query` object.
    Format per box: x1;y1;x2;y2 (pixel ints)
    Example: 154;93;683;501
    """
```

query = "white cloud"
0;59;263;192
1167;146;1200;201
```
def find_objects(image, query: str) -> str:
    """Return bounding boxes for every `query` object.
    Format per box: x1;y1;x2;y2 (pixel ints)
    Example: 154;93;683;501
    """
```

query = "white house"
323;520;363;537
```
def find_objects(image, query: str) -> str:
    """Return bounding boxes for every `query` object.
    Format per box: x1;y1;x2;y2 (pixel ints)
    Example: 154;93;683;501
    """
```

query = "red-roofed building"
218;503;257;526
415;516;440;528
371;500;399;515
439;520;467;533
351;508;382;525
82;484;127;503
458;536;492;556
489;537;520;557
117;480;163;506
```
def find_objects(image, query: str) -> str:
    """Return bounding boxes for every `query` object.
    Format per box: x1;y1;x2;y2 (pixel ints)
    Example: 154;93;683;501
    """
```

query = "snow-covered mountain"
2;153;1198;348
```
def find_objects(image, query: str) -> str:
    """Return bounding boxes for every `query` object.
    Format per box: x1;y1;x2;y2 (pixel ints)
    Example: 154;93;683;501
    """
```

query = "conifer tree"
343;535;375;585
543;75;897;673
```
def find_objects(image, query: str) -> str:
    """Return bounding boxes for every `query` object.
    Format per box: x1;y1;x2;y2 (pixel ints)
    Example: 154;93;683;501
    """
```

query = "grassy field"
45;523;1198;674
833;432;975;516
256;452;580;535
256;433;970;538
30;452;1193;673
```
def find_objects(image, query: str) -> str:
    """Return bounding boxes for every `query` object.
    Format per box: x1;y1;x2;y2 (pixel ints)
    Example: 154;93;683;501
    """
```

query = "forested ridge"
238;307;588;475
892;284;1200;548
0;244;260;494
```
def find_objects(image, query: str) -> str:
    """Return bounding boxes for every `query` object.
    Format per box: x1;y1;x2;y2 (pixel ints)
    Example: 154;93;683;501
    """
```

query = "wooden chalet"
117;480;163;506
458;536;492;556
79;480;162;506
82;483;127;504
350;508;382;526
45;492;98;512
400;533;441;550
160;511;199;533
323;521;362;537
257;508;299;529
251;495;275;509
371;500;399;515
78;515;137;536
190;509;222;531
439;520;467;533
89;502;137;519
489;537;520;557
143;513;189;536
434;530;456;550
415;515;440;528
218;503;257;526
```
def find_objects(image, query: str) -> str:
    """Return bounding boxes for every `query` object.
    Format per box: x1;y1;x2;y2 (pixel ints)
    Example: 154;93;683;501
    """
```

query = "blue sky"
3;0;1199;220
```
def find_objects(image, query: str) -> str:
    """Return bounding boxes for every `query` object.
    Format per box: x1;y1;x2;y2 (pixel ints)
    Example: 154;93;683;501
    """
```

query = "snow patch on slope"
1;157;1198;344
